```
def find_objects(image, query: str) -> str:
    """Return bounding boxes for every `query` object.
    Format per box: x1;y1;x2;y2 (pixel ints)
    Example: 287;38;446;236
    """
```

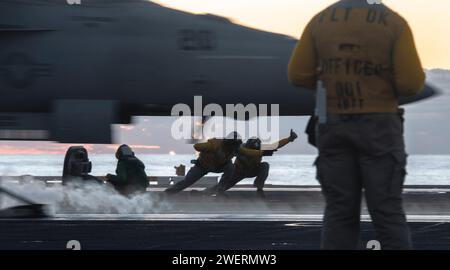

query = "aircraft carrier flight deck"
1;185;450;250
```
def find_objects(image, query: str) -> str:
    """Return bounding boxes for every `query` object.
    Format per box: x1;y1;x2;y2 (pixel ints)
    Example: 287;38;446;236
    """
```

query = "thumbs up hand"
289;129;298;142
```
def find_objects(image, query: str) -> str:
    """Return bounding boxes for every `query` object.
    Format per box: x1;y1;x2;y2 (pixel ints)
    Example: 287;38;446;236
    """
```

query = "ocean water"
0;154;449;186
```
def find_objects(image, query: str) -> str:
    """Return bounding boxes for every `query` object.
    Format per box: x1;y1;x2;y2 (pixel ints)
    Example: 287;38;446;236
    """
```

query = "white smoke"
0;177;171;214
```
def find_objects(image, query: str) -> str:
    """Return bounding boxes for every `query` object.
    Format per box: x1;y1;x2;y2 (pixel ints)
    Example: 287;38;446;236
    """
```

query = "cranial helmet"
73;149;87;160
245;138;262;150
62;146;92;181
116;144;135;159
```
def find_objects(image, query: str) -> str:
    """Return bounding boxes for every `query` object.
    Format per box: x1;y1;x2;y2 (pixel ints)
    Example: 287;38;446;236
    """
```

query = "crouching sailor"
106;144;149;196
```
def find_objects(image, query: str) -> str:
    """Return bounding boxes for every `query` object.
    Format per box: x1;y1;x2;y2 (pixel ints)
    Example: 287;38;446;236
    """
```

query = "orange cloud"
119;125;135;131
0;143;111;155
0;145;65;155
0;142;160;155
105;144;161;150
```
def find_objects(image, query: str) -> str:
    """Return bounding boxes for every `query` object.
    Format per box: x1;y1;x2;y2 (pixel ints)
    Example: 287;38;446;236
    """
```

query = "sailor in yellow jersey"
206;130;298;197
288;0;425;249
165;132;242;194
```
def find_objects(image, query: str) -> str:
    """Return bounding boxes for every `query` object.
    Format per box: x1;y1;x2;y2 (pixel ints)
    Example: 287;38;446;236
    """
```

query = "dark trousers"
165;162;234;194
316;113;412;250
208;162;270;193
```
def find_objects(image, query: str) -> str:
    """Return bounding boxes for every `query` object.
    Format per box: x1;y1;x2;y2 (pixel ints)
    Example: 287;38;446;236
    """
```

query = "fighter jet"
0;0;438;143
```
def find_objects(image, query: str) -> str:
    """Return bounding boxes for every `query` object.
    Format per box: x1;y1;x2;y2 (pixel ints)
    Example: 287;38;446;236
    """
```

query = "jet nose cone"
421;83;442;99
399;83;442;105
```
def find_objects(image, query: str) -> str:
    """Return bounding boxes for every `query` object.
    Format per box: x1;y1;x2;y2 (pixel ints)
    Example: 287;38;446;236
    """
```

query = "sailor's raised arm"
262;130;298;150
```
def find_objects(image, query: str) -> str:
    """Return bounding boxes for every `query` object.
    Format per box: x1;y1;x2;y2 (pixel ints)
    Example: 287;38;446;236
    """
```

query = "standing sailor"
288;0;425;249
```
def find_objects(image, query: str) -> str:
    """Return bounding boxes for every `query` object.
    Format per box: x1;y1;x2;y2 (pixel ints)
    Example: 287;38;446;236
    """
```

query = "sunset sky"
154;0;450;69
1;0;450;156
